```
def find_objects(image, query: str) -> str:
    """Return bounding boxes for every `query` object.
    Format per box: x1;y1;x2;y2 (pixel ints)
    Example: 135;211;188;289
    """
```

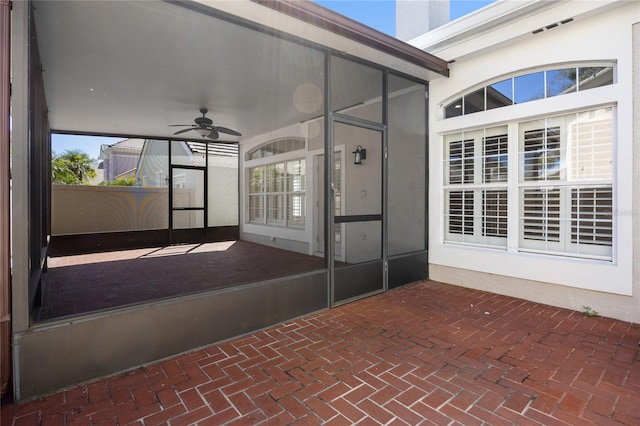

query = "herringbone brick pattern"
3;280;640;425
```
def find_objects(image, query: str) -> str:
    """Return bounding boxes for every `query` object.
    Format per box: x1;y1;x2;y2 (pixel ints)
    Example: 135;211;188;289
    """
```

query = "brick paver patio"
40;241;326;321
2;280;639;425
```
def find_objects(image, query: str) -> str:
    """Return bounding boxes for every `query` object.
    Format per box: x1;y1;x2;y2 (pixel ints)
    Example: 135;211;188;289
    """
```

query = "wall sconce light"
352;145;367;165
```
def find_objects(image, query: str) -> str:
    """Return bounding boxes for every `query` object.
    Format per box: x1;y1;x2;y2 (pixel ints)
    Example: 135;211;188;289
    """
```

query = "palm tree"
52;150;97;184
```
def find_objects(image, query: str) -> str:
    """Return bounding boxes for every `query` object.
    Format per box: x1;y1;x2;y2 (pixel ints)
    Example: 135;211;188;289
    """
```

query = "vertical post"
382;71;388;292
324;53;334;307
0;0;12;396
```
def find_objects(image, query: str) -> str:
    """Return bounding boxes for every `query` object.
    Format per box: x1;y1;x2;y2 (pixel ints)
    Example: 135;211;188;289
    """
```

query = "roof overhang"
251;0;449;77
410;0;625;63
177;0;449;81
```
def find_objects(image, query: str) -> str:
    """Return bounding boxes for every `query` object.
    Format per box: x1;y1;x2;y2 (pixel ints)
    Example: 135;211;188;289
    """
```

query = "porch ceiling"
32;0;442;142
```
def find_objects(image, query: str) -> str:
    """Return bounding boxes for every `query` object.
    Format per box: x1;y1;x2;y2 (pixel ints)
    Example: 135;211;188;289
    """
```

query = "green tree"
99;177;137;187
52;150;97;184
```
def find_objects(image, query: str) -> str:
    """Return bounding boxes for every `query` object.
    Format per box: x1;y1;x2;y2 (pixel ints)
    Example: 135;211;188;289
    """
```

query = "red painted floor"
3;280;640;425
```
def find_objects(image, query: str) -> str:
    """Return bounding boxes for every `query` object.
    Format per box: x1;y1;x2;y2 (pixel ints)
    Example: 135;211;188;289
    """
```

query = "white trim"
309;145;346;260
411;0;625;61
437;83;620;131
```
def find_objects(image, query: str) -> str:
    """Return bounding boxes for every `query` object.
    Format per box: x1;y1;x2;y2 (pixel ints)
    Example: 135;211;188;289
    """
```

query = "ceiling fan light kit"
169;108;241;140
194;127;210;137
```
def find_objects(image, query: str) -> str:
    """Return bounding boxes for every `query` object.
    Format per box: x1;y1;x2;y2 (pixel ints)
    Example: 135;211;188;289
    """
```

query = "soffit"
411;0;623;63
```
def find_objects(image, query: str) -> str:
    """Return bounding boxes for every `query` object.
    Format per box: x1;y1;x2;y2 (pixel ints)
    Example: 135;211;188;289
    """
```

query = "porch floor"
39;241;326;321
4;280;640;425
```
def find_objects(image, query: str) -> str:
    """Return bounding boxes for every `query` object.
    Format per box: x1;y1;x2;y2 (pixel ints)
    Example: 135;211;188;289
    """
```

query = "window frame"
517;108;614;259
245;137;305;161
247;156;306;230
443;126;509;249
441;105;615;261
442;62;616;119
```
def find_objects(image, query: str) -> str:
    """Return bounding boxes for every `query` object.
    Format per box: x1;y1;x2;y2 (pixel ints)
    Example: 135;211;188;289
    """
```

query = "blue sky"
314;0;496;36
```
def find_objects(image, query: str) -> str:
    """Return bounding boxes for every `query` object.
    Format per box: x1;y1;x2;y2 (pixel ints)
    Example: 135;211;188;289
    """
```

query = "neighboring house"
136;139;239;228
98;138;144;182
405;0;639;323
87;162;104;186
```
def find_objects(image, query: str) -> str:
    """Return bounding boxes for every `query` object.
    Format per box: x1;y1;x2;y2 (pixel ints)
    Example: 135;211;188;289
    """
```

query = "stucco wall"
427;2;640;322
52;185;169;234
54;156;238;234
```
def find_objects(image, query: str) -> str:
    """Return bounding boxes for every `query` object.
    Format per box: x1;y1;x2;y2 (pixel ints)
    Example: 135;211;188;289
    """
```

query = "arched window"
441;63;616;261
443;64;614;118
246;138;306;229
245;138;305;160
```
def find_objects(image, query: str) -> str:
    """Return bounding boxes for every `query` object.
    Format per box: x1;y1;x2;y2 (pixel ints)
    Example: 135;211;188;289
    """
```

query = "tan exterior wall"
52;185;169;234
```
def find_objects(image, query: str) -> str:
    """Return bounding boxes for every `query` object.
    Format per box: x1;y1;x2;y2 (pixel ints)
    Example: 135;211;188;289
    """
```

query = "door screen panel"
340;221;382;264
172;168;204;209
170;166;206;243
332;120;384;304
172;210;204;230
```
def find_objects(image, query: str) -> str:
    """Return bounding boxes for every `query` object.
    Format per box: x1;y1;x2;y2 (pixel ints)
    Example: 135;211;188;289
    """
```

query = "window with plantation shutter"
483;135;508;183
518;107;613;259
483;190;508;237
521;188;560;243
286;160;306;228
444;127;508;248
449;139;474;184
440;63;618;266
248;158;306;229
523;128;561;181
571;187;613;246
442;106;614;260
448;190;473;235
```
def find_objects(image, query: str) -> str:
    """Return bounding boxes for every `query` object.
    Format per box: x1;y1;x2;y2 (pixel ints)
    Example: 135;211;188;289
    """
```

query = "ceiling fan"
169;108;241;140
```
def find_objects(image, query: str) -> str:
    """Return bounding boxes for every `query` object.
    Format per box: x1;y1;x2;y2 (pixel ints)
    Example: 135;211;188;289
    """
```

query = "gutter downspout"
0;0;11;397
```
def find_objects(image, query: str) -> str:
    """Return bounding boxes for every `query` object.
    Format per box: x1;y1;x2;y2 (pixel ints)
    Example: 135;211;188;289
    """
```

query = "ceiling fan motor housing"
195;116;213;126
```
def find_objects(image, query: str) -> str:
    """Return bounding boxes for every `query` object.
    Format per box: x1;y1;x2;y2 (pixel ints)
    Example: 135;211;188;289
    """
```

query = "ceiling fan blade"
168;124;193;127
207;128;220;140
173;128;195;135
215;126;242;137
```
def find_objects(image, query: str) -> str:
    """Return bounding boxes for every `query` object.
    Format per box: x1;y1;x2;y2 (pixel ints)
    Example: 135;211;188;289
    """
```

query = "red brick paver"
3;281;640;425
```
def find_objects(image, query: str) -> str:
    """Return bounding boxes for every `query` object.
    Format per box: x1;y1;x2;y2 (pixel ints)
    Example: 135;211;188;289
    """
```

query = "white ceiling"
33;0;422;143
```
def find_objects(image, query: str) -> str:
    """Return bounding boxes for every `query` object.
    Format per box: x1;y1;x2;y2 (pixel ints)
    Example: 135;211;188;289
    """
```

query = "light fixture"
194;127;210;137
352;145;366;165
